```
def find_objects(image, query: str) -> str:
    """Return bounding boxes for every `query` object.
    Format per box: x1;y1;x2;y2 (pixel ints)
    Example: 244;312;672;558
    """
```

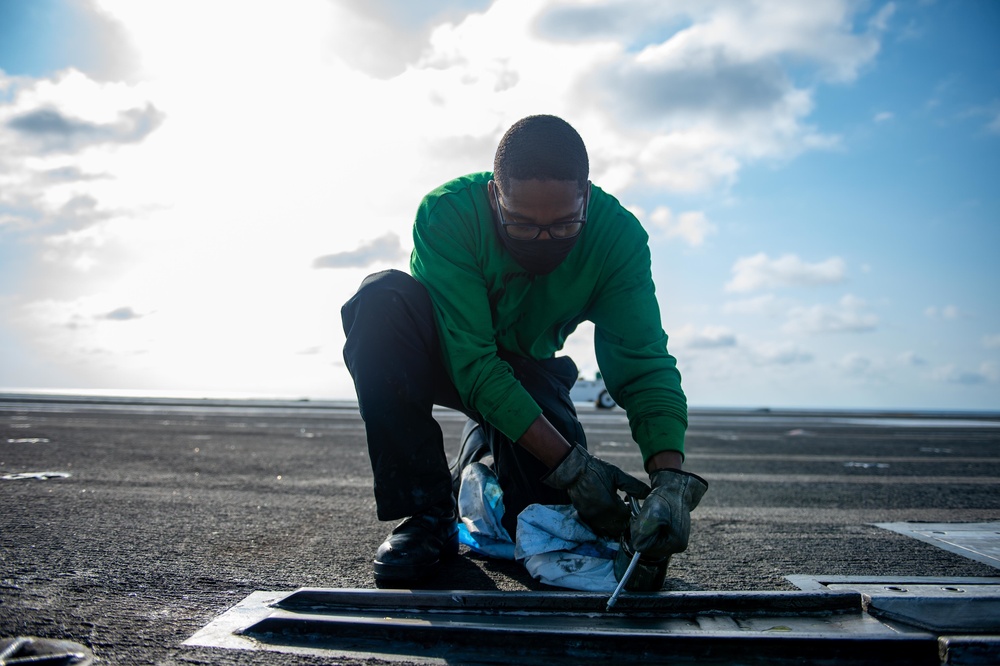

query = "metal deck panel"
875;522;1000;569
184;588;940;665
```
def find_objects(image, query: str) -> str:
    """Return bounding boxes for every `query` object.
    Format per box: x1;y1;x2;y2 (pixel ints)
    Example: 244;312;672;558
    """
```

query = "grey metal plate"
786;576;1000;634
184;588;938;665
874;522;1000;569
939;636;1000;666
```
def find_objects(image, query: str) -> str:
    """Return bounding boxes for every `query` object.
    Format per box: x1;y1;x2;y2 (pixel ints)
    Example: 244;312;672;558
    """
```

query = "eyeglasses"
492;181;589;240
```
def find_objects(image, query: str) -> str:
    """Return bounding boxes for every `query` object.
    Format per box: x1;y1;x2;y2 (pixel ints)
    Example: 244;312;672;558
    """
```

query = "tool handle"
605;549;641;611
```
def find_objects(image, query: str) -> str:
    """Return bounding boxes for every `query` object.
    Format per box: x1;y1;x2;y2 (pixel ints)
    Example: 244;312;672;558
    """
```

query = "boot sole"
373;539;459;586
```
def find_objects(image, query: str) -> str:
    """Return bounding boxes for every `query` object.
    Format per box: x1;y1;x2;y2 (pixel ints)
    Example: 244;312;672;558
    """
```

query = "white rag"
457;462;620;591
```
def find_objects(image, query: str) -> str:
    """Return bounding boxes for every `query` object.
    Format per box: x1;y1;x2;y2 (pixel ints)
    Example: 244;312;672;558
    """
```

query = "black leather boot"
373;501;458;586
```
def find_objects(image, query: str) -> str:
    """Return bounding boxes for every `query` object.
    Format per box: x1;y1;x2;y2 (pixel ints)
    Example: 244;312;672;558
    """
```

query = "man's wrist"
518;414;574;469
645;450;683;474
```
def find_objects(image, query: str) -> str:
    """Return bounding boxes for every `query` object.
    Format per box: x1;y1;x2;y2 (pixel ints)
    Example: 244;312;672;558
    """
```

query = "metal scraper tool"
605;496;642;611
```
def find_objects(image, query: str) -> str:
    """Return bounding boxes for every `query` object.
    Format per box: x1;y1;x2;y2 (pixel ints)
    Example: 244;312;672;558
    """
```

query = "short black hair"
493;115;589;193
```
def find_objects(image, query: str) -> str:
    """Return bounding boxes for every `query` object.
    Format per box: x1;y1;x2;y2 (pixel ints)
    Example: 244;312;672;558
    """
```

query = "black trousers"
341;269;584;536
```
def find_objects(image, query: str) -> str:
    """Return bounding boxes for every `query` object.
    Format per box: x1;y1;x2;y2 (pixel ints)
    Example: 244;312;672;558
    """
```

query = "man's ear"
487;180;497;214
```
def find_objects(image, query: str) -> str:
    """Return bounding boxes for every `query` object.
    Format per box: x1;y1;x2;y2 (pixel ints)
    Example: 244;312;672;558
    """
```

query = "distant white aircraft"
570;374;617;409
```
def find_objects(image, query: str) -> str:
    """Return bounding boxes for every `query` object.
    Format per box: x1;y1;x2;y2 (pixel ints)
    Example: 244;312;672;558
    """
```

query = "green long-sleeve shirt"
410;172;686;464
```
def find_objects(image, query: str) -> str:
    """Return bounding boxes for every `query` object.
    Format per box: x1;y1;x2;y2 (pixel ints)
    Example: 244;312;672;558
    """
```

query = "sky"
0;0;998;411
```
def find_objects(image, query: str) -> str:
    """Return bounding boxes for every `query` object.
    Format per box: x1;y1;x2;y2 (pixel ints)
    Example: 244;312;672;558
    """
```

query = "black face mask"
490;180;588;276
497;232;580;275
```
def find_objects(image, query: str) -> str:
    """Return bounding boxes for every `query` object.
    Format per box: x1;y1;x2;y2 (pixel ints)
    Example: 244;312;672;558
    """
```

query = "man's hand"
629;468;708;558
544;445;650;537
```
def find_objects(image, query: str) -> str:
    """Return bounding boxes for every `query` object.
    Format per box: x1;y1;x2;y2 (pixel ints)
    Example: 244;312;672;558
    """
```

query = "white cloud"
924;304;961;319
313;233;407;269
6;103;164;153
983;334;1000;350
874;111;894;123
0;70;161;236
932;362;999;386
837;352;883;378
783;294;878;334
673;324;738;349
0;0;902;398
101;306;143;321
725;253;846;292
568;1;887;86
898;351;927;366
322;0;494;79
988;111;1000;135
408;0;883;194
646;206;716;246
838;352;870;374
750;342;814;366
868;3;897;33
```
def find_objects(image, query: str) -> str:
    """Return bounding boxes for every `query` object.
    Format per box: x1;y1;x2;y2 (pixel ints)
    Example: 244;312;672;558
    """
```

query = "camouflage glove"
544;445;650;537
629;468;708;559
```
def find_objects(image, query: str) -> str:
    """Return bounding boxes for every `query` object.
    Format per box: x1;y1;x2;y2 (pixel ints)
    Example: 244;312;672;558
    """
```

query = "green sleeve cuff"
635;415;687;467
483;385;543;443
